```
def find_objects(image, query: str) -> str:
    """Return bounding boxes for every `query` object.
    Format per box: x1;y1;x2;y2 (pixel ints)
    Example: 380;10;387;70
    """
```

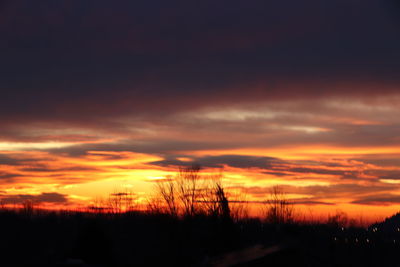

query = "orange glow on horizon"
1;141;400;224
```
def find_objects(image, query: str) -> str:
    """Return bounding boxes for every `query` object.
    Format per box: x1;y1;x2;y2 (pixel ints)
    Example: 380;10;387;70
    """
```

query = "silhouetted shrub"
263;186;294;224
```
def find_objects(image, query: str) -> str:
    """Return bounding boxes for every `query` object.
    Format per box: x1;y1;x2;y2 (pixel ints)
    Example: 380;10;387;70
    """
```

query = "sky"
1;0;400;221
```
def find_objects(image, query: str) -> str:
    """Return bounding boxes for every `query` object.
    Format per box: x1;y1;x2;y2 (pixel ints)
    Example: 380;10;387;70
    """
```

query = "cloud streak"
0;192;69;205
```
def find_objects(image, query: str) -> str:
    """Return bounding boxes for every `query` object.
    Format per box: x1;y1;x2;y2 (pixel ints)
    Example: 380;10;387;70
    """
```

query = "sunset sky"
1;0;400;221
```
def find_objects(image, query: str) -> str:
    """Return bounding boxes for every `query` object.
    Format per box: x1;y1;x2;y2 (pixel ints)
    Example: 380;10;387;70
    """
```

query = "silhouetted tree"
21;199;36;217
176;164;202;217
153;165;235;221
263;186;294;224
155;176;178;217
205;180;230;220
107;190;137;213
327;210;348;228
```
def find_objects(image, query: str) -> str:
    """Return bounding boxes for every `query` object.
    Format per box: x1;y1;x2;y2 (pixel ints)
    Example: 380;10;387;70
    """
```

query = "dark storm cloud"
0;154;54;166
284;167;349;176
366;170;400;180
297;184;397;197
0;192;69;204
0;172;24;179
0;155;22;166
150;154;383;181
291;200;335;206
356;157;400;168
151;155;282;169
1;0;400;125
242;183;397;200
236;183;400;207
352;194;400;205
19;165;99;173
48;139;238;156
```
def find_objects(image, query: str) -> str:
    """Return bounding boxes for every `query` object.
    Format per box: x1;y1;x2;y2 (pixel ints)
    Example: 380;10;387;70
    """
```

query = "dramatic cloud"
352;194;400;206
1;1;400;219
1;0;400;125
151;155;282;169
0;192;69;205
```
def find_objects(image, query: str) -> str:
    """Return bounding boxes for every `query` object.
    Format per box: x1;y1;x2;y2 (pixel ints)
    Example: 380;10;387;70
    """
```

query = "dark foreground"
1;209;400;267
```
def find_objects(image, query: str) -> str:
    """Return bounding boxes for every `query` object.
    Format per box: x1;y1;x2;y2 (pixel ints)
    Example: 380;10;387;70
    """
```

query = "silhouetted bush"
152;165;237;222
263;186;295;224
